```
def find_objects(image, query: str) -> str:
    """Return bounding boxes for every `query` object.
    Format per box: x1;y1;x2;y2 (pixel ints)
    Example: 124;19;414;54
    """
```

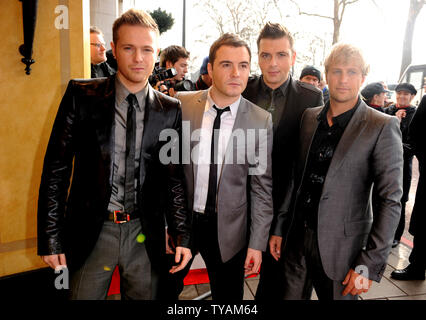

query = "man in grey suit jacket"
270;43;403;300
175;33;273;300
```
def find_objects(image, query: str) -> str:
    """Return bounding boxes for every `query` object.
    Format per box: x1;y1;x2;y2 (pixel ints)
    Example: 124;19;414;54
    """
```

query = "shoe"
391;265;425;281
392;240;400;248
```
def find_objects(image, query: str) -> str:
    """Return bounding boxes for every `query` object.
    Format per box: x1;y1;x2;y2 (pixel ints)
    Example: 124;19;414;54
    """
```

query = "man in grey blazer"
175;33;273;300
270;43;403;300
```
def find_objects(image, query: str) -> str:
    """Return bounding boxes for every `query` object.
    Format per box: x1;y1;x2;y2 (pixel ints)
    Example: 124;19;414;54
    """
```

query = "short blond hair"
324;43;370;76
112;9;159;44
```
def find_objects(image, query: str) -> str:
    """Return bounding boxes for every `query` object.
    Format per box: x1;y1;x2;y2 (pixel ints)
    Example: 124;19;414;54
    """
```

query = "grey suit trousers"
282;223;358;300
69;218;157;300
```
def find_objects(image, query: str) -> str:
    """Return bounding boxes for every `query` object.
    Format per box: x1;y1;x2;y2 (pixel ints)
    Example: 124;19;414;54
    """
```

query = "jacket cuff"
37;237;63;256
176;234;191;249
352;256;386;283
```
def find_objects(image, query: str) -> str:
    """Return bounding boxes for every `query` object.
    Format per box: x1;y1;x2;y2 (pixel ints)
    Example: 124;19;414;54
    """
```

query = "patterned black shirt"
297;98;360;229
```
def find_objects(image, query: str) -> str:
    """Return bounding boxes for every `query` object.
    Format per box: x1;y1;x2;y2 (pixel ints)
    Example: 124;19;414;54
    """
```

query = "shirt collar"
395;104;412;109
205;88;240;119
318;97;361;128
260;74;290;96
115;76;148;111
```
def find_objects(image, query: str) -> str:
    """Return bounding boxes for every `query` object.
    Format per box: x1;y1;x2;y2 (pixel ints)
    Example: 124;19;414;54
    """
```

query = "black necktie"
124;93;137;213
204;105;231;215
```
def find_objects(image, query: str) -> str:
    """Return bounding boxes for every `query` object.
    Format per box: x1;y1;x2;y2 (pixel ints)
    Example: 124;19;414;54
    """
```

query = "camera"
149;62;177;85
170;79;195;92
149;62;195;94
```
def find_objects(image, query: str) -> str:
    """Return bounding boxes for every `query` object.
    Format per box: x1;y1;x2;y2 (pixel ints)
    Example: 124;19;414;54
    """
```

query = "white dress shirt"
193;90;241;213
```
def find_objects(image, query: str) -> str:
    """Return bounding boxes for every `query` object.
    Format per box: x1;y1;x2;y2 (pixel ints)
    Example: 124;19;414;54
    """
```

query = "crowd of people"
37;8;426;301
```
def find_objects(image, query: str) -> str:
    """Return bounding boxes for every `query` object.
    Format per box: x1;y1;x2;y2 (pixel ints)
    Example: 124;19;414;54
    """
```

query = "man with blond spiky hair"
38;9;191;300
271;43;403;300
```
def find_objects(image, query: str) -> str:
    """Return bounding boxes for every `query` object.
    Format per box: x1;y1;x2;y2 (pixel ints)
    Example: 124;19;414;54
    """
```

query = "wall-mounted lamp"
19;0;38;75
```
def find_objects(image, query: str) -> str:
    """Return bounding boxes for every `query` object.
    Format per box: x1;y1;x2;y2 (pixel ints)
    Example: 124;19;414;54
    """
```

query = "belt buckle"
113;210;130;224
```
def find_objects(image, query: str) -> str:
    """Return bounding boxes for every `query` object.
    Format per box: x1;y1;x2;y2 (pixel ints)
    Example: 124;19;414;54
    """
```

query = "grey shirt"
107;77;147;212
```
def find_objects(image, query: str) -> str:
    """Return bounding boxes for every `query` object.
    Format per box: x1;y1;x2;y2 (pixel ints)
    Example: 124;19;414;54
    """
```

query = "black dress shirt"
253;75;289;126
296;99;360;229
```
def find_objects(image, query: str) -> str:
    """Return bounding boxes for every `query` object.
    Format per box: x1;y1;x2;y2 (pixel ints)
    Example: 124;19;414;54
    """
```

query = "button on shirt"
107;77;147;212
296;99;360;229
193;90;241;213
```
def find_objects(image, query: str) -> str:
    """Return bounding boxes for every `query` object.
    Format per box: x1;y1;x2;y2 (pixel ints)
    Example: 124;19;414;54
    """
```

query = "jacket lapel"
219;98;248;181
190;91;208;186
298;107;322;179
139;85;163;190
190;91;208;148
93;76;115;185
326;101;368;178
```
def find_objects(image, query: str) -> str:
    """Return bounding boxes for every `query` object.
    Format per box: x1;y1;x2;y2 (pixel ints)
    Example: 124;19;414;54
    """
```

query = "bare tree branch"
345;0;360;5
289;0;334;20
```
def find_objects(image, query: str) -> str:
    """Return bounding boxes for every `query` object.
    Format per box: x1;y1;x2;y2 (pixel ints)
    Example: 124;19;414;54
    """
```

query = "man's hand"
244;248;262;276
165;228;175;254
342;269;372;296
395;109;406;121
169;247;192;274
269;235;283;261
168;87;176;97
42;254;67;270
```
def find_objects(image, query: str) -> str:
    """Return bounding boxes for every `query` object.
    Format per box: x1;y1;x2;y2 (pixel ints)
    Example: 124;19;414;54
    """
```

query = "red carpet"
107;267;211;295
107;267;258;295
107;267;121;296
183;268;210;285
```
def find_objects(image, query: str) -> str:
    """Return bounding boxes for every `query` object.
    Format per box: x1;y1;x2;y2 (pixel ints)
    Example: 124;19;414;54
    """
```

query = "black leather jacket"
37;76;190;270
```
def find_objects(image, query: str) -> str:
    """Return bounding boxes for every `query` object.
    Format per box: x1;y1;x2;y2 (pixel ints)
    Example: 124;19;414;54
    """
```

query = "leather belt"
107;210;137;224
193;211;213;223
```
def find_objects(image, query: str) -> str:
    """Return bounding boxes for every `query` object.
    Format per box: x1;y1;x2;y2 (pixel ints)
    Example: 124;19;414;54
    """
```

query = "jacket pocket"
344;219;372;236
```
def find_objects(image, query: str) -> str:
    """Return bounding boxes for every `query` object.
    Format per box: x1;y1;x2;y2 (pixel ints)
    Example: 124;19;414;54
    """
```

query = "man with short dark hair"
272;43;403;300
175;33;273;300
38;9;191;300
300;65;322;88
90;26;115;78
361;82;388;112
160;45;190;81
242;22;323;301
157;45;193;96
385;83;417;248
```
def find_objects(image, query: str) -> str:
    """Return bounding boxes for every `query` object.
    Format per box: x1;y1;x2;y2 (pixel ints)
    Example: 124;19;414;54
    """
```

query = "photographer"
154;45;194;96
